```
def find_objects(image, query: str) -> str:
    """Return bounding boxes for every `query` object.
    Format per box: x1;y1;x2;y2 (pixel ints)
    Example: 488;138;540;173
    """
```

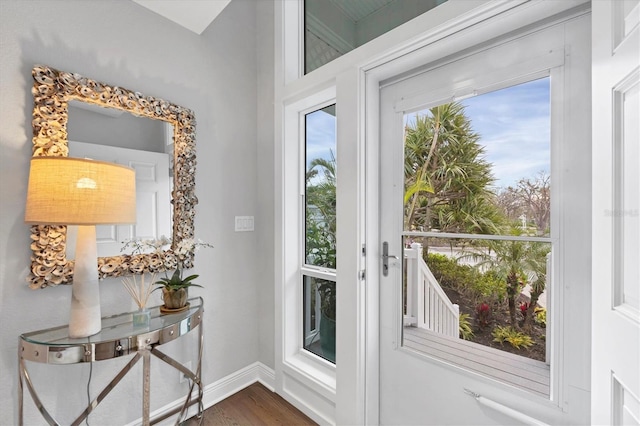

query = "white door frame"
378;31;563;425
362;1;590;424
274;1;591;424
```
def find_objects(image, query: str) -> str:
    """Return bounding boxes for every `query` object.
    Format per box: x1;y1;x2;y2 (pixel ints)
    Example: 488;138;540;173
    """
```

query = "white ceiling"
132;0;231;35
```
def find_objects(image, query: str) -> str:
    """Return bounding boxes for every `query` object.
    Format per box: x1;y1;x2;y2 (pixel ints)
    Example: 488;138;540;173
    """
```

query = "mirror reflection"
66;101;173;258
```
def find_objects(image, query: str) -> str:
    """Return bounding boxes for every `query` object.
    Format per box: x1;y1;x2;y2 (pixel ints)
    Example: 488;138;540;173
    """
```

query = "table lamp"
25;157;136;338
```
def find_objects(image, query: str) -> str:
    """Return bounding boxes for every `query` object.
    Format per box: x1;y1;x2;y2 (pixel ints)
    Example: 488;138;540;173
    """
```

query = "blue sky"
405;77;550;188
305;107;336;169
460;77;550;188
305;78;550;189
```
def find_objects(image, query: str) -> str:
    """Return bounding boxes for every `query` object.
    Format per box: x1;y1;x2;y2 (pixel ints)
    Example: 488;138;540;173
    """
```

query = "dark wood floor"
186;382;317;425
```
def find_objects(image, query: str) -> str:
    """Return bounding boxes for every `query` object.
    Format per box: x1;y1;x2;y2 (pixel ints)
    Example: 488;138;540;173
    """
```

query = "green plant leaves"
154;267;203;290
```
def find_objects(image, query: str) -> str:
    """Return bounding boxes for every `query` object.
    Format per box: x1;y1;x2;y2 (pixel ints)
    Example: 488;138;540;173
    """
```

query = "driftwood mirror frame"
28;65;198;289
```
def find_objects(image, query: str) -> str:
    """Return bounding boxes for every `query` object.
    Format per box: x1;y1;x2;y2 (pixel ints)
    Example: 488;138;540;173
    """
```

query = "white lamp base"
69;225;101;338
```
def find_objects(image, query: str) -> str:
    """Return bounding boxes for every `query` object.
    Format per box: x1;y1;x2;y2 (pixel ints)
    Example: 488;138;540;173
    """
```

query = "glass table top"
19;297;203;364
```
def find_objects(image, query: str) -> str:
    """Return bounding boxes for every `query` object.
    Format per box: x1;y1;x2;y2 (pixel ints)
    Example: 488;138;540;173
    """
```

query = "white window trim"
275;0;591;424
388;61;561;400
277;86;338;425
363;4;590;425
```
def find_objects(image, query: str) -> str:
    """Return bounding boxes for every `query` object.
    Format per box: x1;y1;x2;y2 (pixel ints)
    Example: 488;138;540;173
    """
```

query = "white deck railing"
405;242;460;338
303;281;321;347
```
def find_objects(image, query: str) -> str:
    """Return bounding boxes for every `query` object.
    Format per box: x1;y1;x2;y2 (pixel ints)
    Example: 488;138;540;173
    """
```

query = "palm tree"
467;228;548;328
306;153;336;267
521;242;550;330
404;103;501;235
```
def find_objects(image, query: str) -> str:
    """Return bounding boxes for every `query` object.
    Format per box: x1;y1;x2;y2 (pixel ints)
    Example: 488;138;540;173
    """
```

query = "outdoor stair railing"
404;242;460;339
303;282;322;347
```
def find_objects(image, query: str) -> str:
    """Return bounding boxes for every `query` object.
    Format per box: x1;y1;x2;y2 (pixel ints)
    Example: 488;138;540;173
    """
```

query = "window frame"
373;14;591;412
398;74;556;384
300;100;339;364
276;1;592;424
280;87;338;409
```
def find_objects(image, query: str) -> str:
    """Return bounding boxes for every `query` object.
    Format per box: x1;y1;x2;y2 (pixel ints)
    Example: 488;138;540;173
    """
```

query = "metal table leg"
18;346;23;426
143;350;151;426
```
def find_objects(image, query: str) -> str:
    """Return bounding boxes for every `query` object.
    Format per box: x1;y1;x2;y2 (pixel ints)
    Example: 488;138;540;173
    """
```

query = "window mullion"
302;266;336;282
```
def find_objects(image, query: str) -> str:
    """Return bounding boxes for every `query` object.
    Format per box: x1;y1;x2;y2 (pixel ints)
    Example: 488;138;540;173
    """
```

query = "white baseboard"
125;362;275;425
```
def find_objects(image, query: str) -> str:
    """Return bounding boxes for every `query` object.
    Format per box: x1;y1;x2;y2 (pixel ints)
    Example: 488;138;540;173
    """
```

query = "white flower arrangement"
174;238;213;261
121;236;213;290
122;236;212;260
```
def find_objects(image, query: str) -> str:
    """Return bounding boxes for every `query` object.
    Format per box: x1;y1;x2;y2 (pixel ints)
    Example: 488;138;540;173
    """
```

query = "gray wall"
0;0;274;423
256;0;276;370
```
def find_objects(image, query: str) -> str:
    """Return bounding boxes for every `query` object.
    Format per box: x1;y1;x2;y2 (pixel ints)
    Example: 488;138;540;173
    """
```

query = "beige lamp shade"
25;157;136;225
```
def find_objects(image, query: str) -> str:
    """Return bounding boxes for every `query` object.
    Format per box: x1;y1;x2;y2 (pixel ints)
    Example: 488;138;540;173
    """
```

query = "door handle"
382;241;399;277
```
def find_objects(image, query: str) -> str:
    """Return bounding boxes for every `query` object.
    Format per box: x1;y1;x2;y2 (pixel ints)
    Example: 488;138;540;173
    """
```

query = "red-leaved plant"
476;303;491;328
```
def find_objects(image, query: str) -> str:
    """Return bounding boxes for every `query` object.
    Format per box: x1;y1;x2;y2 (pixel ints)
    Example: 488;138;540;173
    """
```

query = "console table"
18;297;203;426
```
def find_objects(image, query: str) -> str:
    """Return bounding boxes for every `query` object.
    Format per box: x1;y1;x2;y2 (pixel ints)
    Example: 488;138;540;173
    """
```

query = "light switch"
235;216;254;232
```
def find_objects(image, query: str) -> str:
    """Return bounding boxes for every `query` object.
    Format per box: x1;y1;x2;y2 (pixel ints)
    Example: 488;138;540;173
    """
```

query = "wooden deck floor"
186;382;316;425
404;326;550;397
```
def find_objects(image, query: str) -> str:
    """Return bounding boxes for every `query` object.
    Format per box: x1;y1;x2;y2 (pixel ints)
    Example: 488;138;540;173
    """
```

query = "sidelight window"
302;104;337;363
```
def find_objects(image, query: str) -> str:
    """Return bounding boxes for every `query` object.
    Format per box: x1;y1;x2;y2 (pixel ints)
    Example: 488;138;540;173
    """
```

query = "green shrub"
534;307;546;328
492;326;533;349
426;253;477;293
426;253;506;308
470;270;507;303
459;313;474;340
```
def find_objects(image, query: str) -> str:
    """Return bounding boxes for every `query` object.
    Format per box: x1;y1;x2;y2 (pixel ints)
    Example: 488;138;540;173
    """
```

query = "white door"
68;141;172;257
378;15;591;425
591;1;640;424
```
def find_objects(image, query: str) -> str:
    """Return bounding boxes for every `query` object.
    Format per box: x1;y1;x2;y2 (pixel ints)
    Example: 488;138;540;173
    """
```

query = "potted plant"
317;280;336;362
155;266;202;311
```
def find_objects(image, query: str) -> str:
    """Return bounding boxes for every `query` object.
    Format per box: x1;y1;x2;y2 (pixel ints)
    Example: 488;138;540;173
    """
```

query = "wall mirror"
28;65;198;289
66;101;173;260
